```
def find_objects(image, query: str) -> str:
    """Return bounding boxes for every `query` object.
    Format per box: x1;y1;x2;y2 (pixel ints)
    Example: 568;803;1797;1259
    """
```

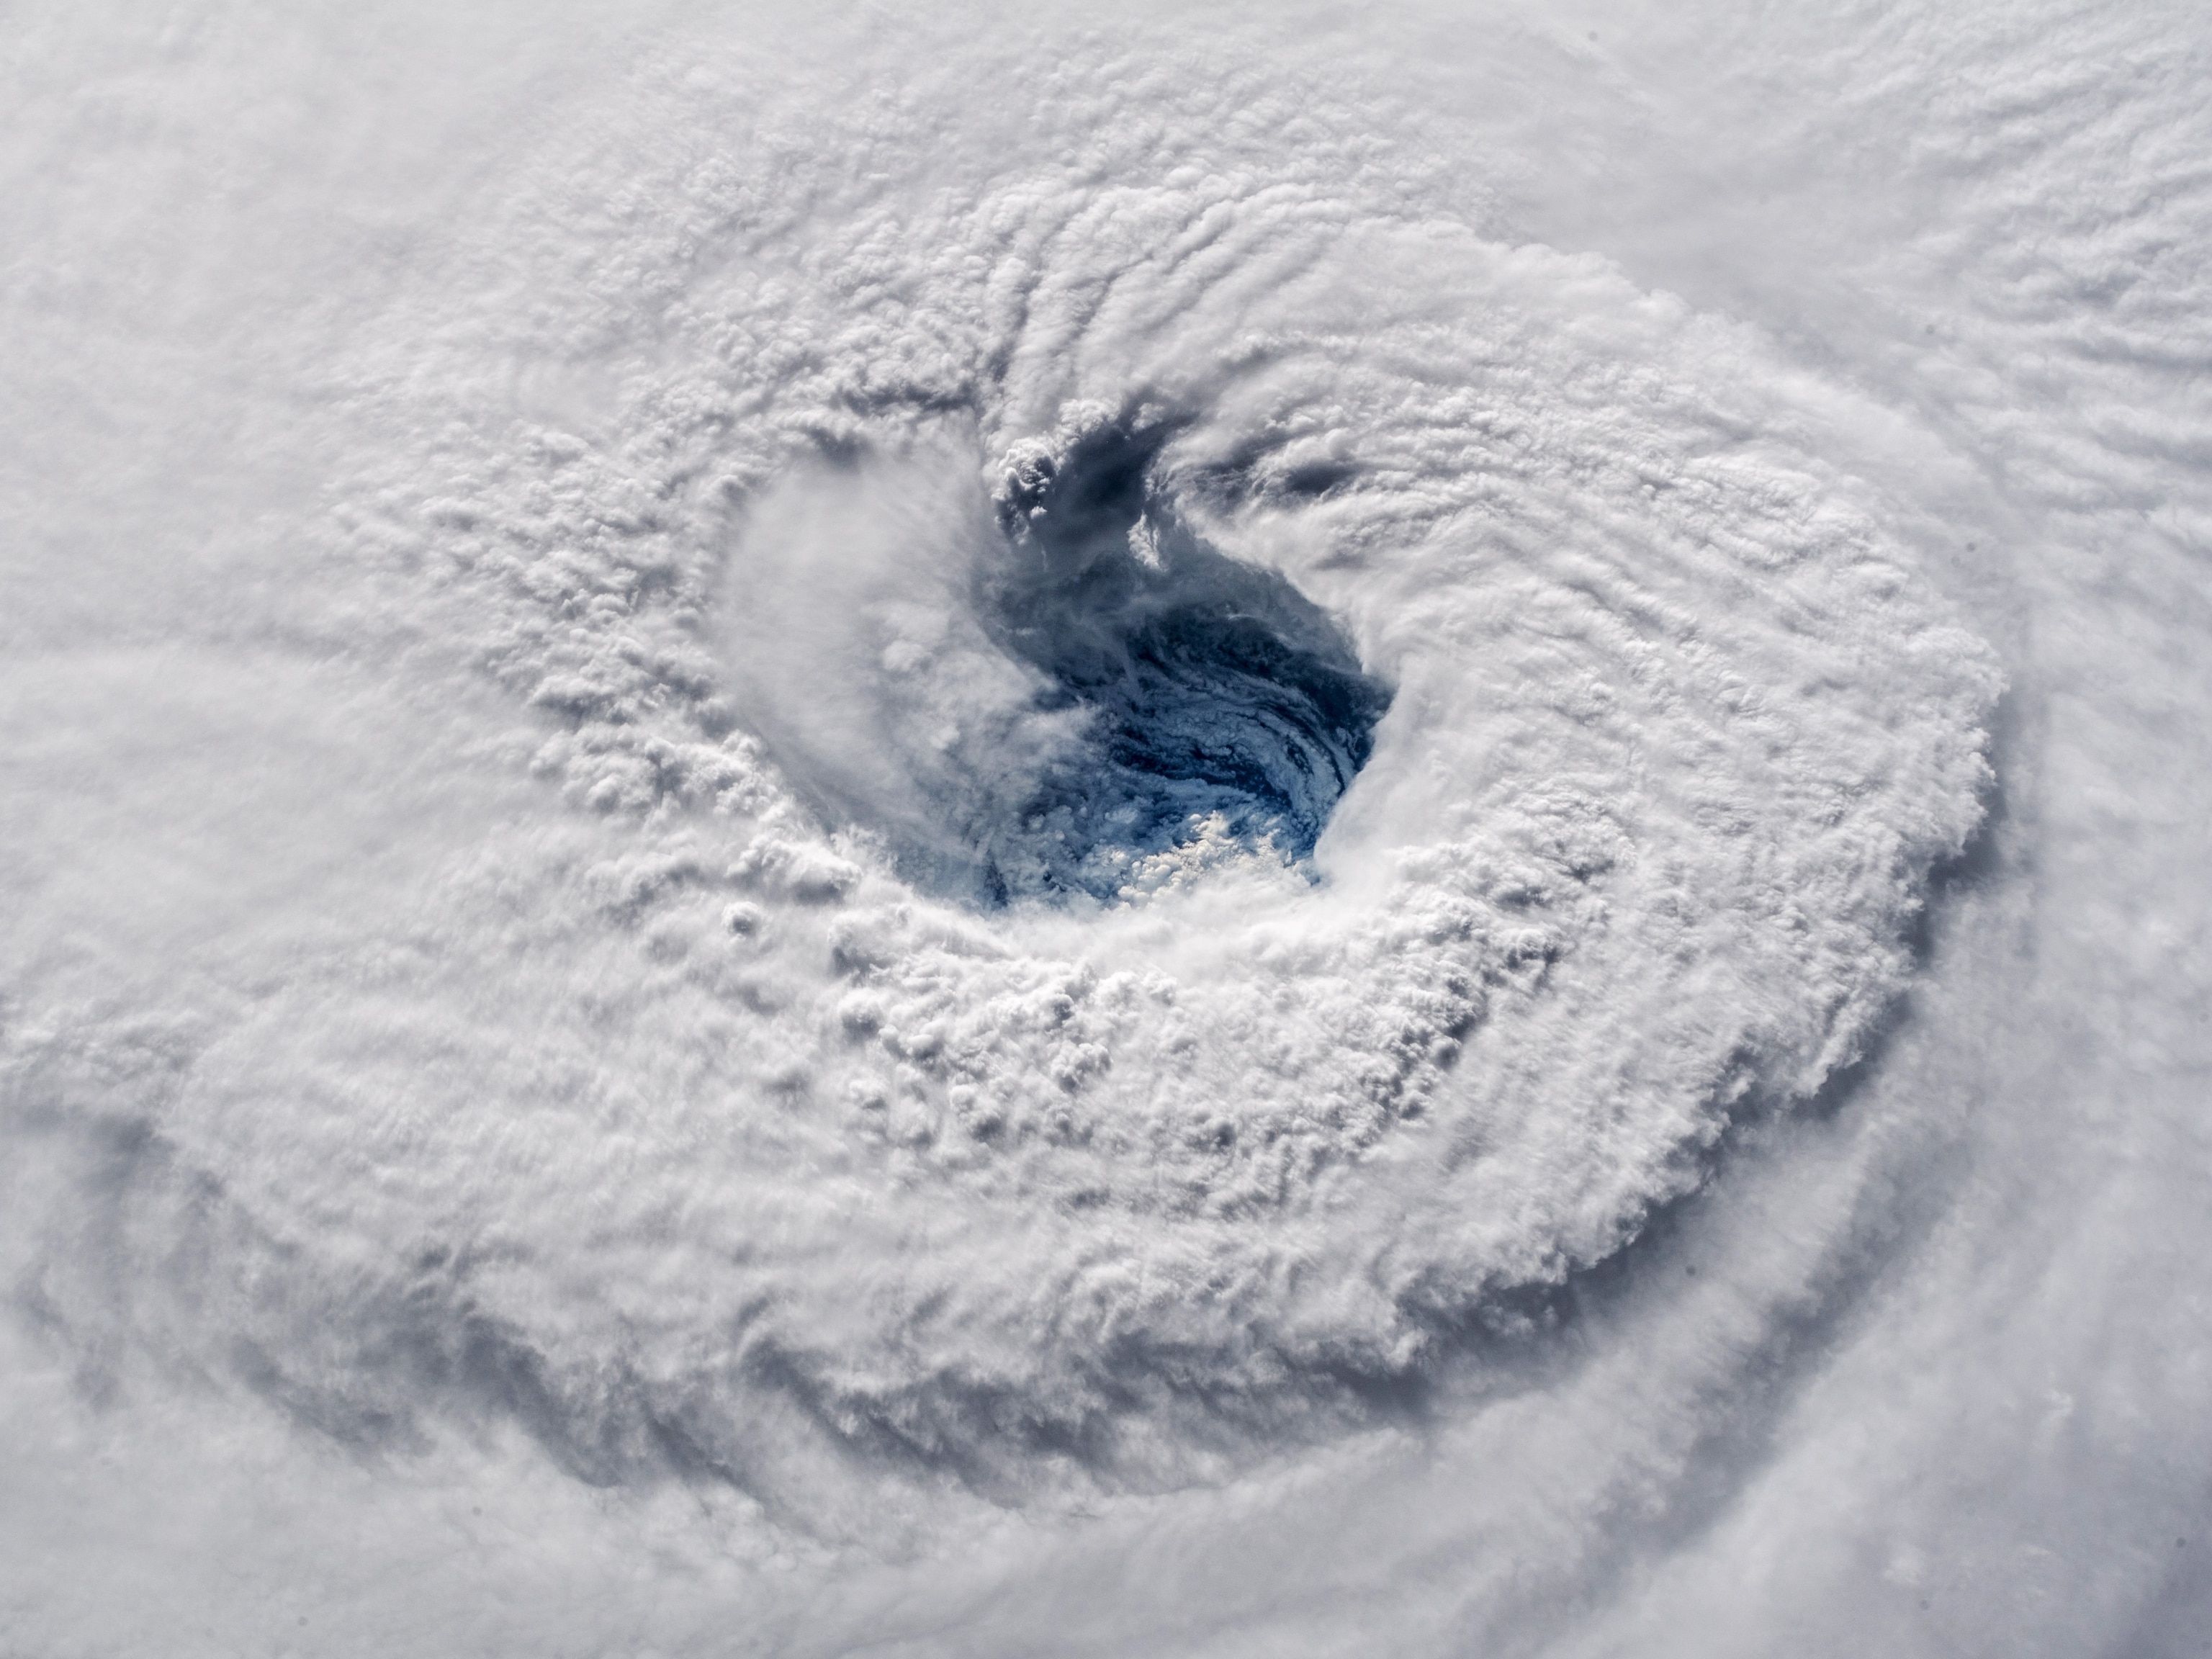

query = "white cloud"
2;1;2206;1655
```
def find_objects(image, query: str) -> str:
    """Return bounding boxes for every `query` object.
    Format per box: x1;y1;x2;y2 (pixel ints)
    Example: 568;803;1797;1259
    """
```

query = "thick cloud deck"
6;10;2002;1529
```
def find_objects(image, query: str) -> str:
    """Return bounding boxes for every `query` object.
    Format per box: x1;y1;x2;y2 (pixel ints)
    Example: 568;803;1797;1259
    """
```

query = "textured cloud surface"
3;2;2208;1655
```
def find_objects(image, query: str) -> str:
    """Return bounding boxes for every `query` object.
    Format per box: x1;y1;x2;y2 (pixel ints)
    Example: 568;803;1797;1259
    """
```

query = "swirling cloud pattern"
1;3;2206;1655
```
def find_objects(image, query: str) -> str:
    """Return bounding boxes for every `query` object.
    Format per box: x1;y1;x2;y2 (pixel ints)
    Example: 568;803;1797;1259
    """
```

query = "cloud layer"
2;2;2206;1655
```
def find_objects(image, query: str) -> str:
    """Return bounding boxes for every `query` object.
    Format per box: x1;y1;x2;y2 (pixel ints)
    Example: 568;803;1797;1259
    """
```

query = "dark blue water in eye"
976;420;1390;902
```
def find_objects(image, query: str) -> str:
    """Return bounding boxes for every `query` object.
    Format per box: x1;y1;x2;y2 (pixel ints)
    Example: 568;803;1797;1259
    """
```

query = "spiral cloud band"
3;3;2208;1655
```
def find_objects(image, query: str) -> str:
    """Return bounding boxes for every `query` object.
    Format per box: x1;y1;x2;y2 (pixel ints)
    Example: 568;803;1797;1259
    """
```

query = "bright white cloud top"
3;4;2208;1656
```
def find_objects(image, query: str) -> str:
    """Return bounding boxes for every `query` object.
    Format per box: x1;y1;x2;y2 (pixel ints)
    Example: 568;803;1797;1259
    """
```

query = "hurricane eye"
975;420;1392;902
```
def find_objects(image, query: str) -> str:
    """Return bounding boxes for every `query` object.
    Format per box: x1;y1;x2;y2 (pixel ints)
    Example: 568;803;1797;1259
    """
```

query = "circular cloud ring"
108;46;2001;1507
